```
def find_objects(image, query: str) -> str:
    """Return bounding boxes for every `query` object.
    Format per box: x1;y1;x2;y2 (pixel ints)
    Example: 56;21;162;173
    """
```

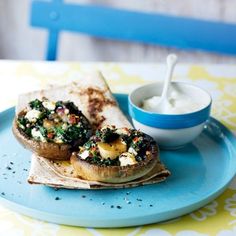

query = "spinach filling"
29;99;44;110
17;98;91;145
79;127;153;166
95;127;119;143
85;155;121;166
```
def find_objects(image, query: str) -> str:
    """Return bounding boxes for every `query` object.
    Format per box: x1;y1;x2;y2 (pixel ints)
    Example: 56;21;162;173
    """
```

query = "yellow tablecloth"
0;61;236;236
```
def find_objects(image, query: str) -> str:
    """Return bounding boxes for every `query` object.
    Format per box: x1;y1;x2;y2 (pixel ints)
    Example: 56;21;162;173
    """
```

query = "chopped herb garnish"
17;117;28;127
29;99;43;110
84;140;94;149
96;127;119;143
65;101;80;114
55;101;64;109
38;126;47;137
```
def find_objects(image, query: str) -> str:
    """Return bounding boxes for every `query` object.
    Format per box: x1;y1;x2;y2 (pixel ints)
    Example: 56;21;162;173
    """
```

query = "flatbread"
17;71;131;130
16;71;170;189
28;154;170;189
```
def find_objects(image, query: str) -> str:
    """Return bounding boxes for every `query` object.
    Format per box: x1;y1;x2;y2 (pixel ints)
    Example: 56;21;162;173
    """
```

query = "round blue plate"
0;94;236;228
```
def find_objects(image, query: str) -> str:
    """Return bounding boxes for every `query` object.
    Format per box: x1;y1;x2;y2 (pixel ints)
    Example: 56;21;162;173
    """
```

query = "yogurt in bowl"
142;86;208;115
128;81;212;149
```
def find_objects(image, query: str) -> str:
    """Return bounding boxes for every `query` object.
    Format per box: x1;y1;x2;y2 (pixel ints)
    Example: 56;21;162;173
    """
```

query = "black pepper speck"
116;205;122;209
55;197;61;200
10;162;14;165
6;166;11;170
149;204;153;207
137;198;142;201
110;205;114;208
82;195;86;198
1;192;5;196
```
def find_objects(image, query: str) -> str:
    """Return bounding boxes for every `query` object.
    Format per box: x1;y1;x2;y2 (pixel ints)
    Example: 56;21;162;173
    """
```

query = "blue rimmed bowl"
128;82;212;149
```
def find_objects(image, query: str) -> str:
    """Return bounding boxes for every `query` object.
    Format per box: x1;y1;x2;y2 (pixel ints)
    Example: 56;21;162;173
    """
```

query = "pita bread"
16;71;170;189
28;154;170;189
17;71;131;130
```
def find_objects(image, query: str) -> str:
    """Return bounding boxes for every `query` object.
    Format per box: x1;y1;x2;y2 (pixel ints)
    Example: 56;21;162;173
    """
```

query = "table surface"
0;60;236;236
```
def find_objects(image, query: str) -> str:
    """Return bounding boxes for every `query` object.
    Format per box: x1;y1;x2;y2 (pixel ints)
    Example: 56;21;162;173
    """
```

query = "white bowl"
128;82;212;149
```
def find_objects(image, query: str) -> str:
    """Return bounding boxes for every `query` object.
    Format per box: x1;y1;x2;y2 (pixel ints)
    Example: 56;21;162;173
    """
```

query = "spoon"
157;54;178;111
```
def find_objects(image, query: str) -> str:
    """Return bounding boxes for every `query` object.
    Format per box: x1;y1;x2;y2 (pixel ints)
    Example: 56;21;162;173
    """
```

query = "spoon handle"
161;54;178;100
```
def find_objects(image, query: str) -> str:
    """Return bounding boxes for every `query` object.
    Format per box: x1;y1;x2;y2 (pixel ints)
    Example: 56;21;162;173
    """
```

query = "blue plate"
0;94;236;228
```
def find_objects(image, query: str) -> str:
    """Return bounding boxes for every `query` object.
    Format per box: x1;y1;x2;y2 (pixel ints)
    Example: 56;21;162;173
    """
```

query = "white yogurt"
142;90;204;114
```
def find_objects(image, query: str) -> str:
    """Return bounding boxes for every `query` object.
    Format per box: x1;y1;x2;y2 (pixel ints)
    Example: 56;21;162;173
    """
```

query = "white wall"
0;0;236;62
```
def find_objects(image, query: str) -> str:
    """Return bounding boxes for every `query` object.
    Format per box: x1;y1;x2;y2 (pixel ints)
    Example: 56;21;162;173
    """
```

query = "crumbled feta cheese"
128;147;138;156
64;109;69;114
18;124;25;130
79;150;90;159
62;123;68;130
43;101;56;110
54;137;63;144
119;152;137;166
116;128;130;136
31;128;46;142
101;125;115;131
25;109;41;122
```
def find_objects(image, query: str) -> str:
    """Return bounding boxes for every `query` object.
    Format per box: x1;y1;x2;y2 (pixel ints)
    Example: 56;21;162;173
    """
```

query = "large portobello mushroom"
13;98;92;160
70;126;158;183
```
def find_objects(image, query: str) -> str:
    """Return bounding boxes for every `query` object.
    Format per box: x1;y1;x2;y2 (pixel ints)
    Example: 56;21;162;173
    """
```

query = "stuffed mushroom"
13;98;92;160
70;125;158;183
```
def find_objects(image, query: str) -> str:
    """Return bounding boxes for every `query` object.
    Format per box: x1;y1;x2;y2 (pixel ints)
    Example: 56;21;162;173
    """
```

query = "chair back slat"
30;0;236;60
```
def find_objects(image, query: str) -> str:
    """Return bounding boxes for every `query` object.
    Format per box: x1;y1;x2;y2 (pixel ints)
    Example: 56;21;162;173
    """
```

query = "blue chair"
30;0;236;60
